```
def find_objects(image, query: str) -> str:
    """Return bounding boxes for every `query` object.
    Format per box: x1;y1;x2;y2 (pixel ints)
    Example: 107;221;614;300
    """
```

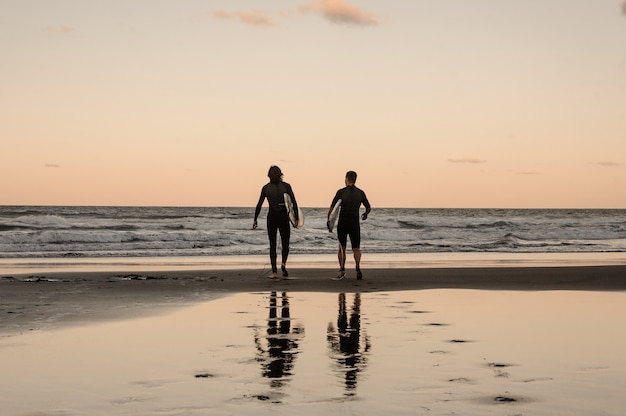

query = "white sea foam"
13;214;73;228
1;206;625;258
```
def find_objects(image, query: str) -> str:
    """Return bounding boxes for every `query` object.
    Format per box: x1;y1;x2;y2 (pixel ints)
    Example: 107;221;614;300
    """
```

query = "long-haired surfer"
327;171;371;280
253;166;300;279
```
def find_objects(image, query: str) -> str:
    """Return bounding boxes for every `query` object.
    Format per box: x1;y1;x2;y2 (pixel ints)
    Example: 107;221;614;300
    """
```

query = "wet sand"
1;286;625;416
2;264;625;336
1;263;626;416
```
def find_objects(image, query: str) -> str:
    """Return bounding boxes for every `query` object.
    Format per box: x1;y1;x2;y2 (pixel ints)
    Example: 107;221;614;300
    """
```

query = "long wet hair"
268;165;283;184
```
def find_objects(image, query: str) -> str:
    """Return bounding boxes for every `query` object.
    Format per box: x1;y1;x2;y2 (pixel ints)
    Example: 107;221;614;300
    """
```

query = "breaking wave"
1;206;625;258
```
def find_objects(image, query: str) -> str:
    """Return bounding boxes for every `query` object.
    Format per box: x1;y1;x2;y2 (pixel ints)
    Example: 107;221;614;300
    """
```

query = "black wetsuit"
255;181;299;273
330;185;371;249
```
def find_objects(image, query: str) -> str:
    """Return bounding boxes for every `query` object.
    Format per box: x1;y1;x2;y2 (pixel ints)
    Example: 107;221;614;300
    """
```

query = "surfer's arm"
285;183;299;221
361;191;371;220
326;207;333;232
253;187;266;228
329;191;341;219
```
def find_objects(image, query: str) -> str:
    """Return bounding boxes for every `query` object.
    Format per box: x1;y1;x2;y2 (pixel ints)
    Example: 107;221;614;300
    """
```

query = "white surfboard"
327;199;341;232
284;193;304;229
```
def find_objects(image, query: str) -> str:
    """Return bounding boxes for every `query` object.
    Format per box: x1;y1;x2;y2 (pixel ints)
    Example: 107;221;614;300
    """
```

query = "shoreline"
2;252;626;275
2;262;626;337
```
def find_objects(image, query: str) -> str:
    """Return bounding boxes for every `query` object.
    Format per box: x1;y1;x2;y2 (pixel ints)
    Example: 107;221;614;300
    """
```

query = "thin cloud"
596;161;621;167
299;0;379;26
45;163;61;168
43;25;74;36
448;158;487;164
212;10;278;28
516;171;541;175
622;1;626;15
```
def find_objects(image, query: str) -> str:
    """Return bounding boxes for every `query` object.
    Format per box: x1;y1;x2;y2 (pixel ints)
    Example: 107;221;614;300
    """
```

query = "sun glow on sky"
2;0;625;208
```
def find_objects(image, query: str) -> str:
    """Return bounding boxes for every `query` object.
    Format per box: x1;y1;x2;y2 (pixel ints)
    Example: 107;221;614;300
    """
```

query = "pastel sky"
2;0;625;208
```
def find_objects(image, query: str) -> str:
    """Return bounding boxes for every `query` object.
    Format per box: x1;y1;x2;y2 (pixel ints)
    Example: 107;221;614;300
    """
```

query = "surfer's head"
345;171;357;185
268;165;283;183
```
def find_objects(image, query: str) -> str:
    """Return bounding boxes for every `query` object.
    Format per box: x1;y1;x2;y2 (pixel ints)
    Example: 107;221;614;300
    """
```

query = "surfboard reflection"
327;293;371;395
254;292;304;388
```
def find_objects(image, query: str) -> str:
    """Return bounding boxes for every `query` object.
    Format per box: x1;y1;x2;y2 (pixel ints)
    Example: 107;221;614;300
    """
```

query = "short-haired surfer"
327;170;371;280
254;166;299;279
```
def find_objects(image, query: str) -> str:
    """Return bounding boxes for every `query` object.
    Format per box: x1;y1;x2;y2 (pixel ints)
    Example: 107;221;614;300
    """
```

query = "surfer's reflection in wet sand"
327;293;371;395
254;292;304;388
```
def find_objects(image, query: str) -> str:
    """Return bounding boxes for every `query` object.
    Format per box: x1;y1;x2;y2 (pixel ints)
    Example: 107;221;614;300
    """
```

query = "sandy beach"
2;262;626;415
2;263;625;336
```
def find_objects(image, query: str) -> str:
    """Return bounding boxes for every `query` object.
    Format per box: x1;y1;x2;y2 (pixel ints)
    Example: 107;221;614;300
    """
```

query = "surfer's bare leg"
337;245;347;278
338;245;346;269
354;248;363;279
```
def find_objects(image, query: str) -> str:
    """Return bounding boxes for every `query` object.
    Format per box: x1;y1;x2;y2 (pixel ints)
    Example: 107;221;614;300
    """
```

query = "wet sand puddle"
1;289;625;415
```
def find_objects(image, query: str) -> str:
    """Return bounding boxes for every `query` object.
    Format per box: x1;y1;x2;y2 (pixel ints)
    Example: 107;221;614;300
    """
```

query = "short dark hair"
346;171;357;183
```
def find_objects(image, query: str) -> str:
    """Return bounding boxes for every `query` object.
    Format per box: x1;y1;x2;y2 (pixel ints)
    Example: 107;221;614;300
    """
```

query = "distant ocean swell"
0;206;625;258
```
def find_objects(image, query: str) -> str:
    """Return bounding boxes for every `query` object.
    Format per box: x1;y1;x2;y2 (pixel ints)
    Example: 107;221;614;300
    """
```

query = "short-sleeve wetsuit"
330;185;371;249
255;181;299;273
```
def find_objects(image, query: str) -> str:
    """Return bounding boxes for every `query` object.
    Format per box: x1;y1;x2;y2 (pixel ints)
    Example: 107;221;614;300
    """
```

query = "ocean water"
0;206;625;259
